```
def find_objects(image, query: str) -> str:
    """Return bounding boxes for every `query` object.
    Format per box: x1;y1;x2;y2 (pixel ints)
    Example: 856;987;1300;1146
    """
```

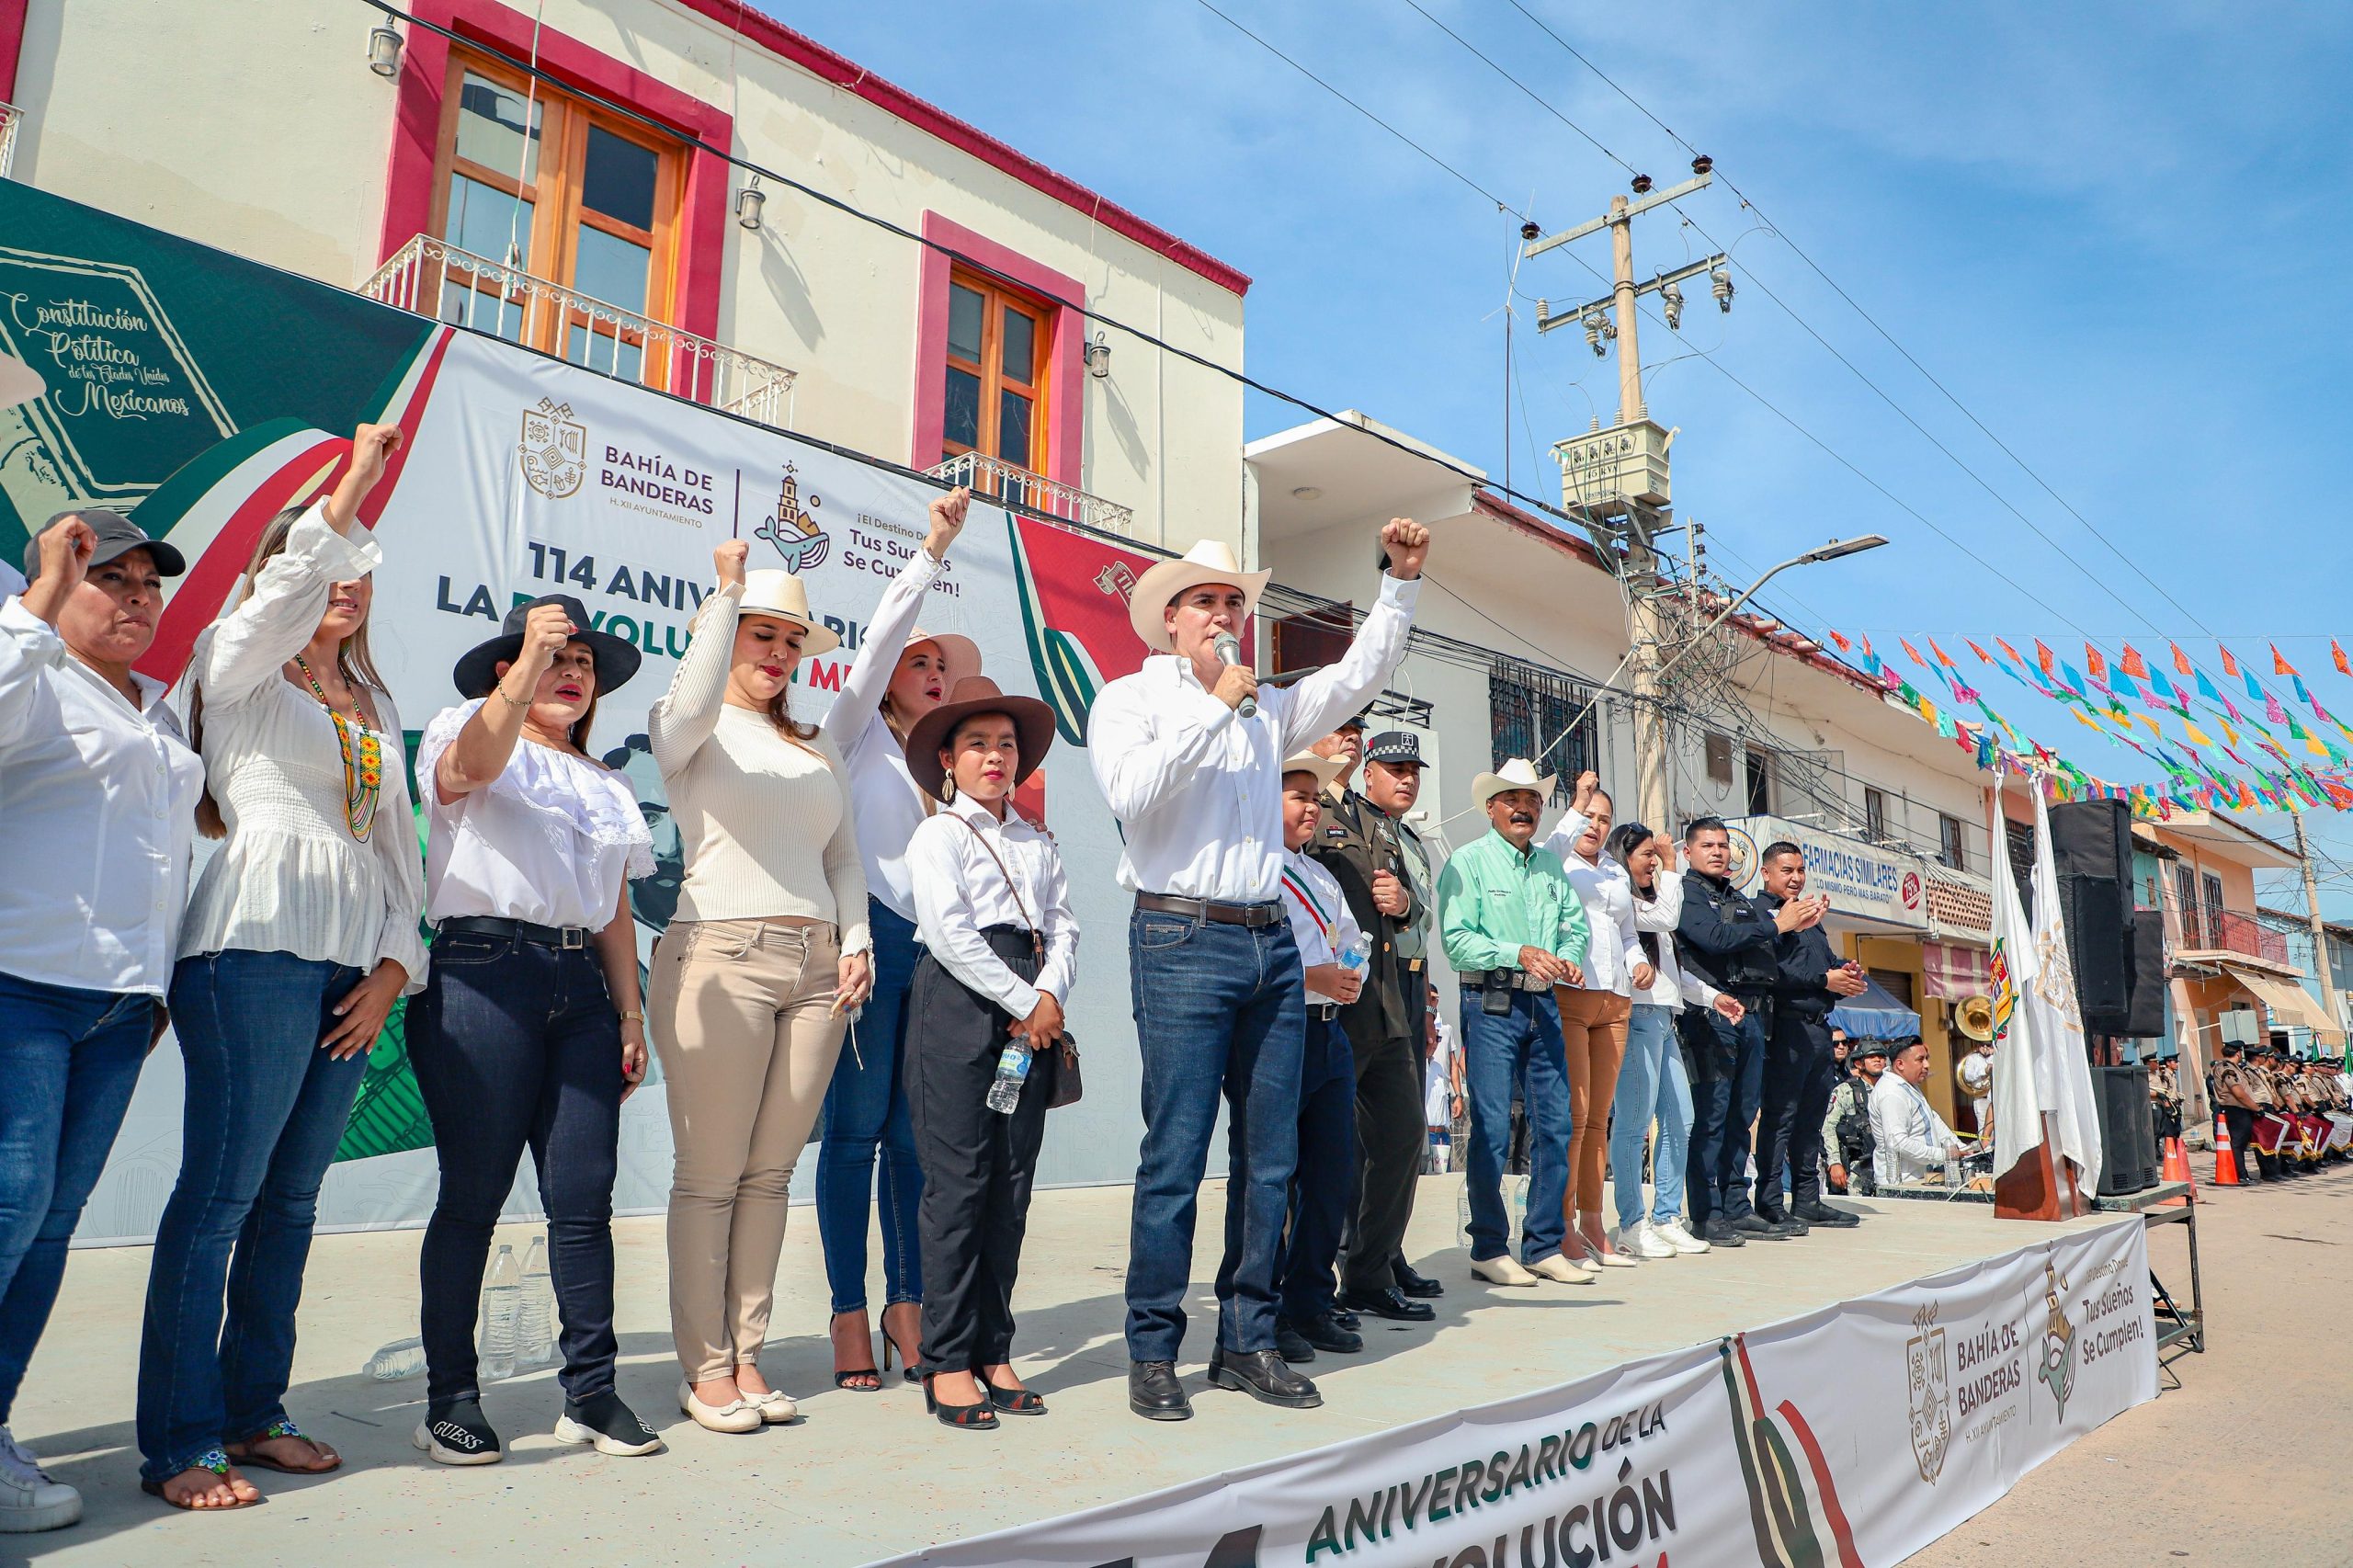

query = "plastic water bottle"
986;1043;1032;1115
514;1236;557;1372
479;1244;520;1382
1338;932;1372;974
363;1336;426;1381
1943;1150;1962;1189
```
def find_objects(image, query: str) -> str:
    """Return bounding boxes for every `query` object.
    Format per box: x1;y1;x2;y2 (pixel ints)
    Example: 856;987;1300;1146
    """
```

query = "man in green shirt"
1435;759;1591;1289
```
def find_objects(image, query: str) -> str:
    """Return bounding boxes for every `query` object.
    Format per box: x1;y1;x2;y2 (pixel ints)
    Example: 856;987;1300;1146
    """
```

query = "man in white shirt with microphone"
1088;517;1428;1423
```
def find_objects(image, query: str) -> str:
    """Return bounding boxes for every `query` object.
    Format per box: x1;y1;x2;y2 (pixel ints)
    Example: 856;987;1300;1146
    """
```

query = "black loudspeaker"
2093;1064;2158;1194
2050;800;2135;1035
2123;909;2167;1038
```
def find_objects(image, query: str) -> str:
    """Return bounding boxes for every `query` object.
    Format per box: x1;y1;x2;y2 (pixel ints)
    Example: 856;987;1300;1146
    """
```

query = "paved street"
1906;1156;2353;1568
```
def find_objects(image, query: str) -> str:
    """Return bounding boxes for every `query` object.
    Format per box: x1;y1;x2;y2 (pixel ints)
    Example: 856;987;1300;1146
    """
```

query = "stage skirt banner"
884;1218;2156;1568
0;179;1167;1241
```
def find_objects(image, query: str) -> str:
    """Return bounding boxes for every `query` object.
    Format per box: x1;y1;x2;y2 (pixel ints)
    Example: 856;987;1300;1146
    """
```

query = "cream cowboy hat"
1128;539;1272;653
1279;750;1348;792
740;568;842;657
1472;756;1557;807
905;626;982;692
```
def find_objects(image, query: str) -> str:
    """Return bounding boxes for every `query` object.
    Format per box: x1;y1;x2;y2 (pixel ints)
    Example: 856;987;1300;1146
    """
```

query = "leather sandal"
141;1449;263;1511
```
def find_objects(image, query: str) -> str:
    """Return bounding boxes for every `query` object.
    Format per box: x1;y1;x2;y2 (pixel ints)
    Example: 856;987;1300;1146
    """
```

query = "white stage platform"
12;1176;2140;1566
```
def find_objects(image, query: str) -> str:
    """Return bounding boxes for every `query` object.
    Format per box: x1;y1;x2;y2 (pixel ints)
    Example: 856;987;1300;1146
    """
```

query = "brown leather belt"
1135;892;1285;928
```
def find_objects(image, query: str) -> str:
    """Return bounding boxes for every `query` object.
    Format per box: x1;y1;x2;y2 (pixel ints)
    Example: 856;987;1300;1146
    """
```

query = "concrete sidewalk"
9;1176;2097;1566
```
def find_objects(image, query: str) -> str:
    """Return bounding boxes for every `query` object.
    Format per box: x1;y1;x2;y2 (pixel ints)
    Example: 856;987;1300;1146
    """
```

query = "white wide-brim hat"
0;353;45;411
1472;756;1557;807
1129;539;1272;653
1279;750;1348;792
739;568;842;658
905;626;983;692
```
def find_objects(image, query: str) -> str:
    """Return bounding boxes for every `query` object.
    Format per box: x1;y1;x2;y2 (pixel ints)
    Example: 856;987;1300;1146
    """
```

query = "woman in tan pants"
1544;771;1649;1268
647;540;873;1434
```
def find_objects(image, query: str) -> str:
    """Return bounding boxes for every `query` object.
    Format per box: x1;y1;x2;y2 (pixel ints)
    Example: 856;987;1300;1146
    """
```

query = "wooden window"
1863;786;1888;842
941;268;1051;473
1744;749;1772;817
1272;605;1352;675
1938;812;1966;871
428;52;685;383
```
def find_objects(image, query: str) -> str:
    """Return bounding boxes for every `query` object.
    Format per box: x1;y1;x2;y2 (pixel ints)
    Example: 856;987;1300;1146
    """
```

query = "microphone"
1214;631;1256;720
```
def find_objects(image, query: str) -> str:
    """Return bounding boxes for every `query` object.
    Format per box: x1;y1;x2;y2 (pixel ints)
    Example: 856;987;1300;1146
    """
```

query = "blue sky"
798;2;2353;916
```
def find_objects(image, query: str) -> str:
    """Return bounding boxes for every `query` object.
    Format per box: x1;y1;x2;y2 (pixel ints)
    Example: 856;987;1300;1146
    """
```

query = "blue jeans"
1277;1013;1356;1323
1686;1002;1768;1225
0;971;150;1424
139;951;367;1480
1124;909;1305;1361
408;931;623;1407
1610;1004;1692;1231
814;898;922;1316
1460;990;1572;1264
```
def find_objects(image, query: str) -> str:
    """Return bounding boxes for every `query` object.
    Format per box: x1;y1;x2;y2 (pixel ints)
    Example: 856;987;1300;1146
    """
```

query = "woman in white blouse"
900;677;1075;1429
138;426;426;1510
813;485;972;1392
647;540;873;1434
406;594;658;1466
1606;822;1742;1260
1543;772;1647;1268
0;508;201;1534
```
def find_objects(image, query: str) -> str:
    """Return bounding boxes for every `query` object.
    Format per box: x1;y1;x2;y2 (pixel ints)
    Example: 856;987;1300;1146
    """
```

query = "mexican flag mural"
0;179;1167;1239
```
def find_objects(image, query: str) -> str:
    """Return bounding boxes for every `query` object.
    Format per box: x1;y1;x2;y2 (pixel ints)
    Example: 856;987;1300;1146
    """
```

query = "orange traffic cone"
2160;1135;2195;1205
2211;1115;2240;1187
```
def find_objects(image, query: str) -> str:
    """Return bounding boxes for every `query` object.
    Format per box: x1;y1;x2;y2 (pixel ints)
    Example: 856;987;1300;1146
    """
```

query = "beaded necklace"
294;653;383;842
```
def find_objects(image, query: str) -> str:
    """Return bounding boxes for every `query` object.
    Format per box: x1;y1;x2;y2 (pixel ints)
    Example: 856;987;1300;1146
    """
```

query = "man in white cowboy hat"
1087;518;1429;1422
1434;759;1592;1288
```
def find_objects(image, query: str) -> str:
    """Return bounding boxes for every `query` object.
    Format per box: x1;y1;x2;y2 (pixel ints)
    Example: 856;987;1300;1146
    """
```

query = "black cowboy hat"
902;676;1056;800
451;594;642;699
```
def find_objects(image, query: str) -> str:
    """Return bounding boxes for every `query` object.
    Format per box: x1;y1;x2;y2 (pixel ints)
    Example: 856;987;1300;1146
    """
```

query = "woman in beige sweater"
647;540;872;1433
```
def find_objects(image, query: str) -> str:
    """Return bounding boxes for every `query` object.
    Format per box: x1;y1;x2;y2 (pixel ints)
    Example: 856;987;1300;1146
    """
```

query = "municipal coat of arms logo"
518;398;586;498
1906;1304;1951;1483
2036;1262;2078;1417
753;461;829;572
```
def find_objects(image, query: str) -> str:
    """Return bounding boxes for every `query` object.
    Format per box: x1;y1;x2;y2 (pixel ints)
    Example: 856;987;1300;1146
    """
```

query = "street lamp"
1796;533;1889;566
1651;534;1887;688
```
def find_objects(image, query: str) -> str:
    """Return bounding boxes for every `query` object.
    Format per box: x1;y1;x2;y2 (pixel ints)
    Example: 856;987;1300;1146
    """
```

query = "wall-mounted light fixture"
735;176;765;232
1084;330;1112;380
367;23;404;78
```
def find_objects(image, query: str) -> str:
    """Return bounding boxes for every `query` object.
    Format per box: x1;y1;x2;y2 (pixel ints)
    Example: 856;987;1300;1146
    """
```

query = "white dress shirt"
819;545;944;923
907;794;1077;1021
0;596;205;996
416;701;655;929
1543;808;1645;997
177;506;427;991
1871;1072;1960;1186
1279;847;1363;992
1086;574;1418;902
1626;872;1720;1011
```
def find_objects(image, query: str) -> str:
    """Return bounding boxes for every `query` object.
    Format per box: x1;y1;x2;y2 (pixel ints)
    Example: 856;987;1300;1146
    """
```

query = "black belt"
437;915;595;950
1308;1001;1340;1021
1474;969;1554;993
1135;892;1285;928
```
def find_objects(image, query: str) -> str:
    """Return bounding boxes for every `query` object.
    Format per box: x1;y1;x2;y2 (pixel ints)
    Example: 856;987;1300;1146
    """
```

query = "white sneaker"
1653;1219;1711;1255
1528;1252;1597;1284
1617;1223;1679;1261
0;1427;82;1533
1471;1254;1541;1287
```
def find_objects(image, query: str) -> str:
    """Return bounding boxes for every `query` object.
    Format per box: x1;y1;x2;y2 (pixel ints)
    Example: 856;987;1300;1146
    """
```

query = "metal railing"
925;450;1135;539
1;101;22;180
2165;903;2289;967
360;235;796;430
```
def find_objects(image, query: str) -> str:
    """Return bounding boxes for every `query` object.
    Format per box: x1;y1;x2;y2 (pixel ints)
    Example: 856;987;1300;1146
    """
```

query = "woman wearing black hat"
404;593;659;1466
900;676;1075;1429
138;424;428;1510
0;507;200;1533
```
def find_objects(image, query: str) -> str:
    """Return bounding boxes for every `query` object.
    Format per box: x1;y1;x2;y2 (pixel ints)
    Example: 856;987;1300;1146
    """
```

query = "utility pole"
2290;812;2346;1049
1524;162;1730;836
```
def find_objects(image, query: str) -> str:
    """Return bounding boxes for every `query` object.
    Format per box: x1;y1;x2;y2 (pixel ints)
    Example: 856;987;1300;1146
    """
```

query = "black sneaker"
1792;1200;1861;1228
413;1399;502;1465
1698;1219;1748;1247
555;1391;663;1457
1730;1212;1773;1235
1750;1210;1808;1239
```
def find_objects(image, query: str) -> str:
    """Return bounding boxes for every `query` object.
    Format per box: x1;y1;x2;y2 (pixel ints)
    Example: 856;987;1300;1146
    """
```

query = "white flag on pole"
1988;775;2106;1195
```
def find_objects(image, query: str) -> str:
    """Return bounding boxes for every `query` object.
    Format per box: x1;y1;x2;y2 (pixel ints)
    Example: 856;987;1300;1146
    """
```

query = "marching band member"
900;677;1075;1429
1087;520;1427;1423
813;486;974;1392
647;542;872;1433
1273;754;1365;1365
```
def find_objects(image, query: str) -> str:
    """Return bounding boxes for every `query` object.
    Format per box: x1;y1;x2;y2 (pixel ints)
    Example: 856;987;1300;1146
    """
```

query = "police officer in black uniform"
1754;841;1867;1231
1674;817;1817;1246
1306;716;1432;1324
